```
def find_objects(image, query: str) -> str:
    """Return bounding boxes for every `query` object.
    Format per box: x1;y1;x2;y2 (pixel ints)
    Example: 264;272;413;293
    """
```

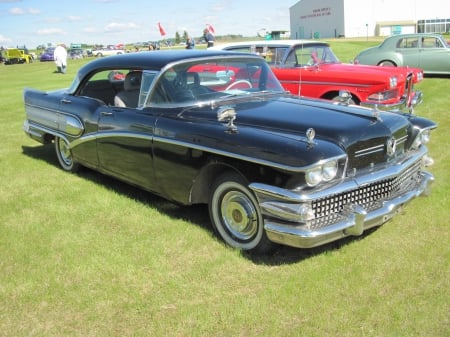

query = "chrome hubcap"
221;191;257;241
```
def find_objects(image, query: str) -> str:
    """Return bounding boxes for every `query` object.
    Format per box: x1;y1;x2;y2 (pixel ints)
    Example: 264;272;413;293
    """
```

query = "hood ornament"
306;128;316;144
386;137;397;157
217;106;238;133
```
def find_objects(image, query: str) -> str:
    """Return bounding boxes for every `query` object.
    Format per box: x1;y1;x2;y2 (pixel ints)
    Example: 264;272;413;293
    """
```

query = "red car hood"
308;62;423;84
349;62;423;83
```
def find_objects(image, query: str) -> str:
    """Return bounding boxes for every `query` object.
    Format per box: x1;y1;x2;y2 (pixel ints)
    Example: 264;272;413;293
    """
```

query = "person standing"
54;44;67;73
185;35;195;49
203;29;215;48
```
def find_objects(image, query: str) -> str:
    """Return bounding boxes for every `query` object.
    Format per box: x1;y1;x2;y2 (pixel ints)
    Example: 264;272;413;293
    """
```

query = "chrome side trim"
279;79;370;88
25;103;84;136
23;120;70;144
24;122;347;174
68;130;347;174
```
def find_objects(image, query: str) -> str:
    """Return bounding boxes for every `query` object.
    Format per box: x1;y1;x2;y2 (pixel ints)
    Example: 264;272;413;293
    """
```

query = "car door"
97;105;158;191
418;36;450;73
396;36;420;67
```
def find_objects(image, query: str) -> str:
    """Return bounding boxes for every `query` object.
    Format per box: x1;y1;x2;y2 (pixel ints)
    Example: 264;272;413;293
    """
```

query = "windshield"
284;45;339;67
146;56;284;107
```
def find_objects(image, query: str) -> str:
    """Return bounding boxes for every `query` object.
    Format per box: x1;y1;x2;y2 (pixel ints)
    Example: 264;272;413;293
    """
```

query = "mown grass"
0;40;449;336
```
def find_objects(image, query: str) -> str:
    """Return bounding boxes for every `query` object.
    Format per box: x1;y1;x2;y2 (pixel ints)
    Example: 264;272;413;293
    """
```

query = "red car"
210;40;423;112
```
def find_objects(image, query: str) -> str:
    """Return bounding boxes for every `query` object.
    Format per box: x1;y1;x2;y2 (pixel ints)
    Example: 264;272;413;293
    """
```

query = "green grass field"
0;40;449;336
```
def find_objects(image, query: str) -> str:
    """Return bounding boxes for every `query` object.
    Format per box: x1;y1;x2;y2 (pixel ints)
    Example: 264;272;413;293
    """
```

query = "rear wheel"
378;60;395;67
209;172;273;253
55;136;79;172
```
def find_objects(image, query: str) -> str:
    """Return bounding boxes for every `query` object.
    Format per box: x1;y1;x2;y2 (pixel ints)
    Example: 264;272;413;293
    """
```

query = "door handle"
101;111;113;116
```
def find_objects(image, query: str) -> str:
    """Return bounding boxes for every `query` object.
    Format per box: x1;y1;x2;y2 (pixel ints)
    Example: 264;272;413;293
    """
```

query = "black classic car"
23;50;437;253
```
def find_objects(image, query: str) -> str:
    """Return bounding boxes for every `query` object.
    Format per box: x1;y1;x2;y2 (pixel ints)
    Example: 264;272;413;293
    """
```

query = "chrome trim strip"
354;144;384;157
23;120;70;144
279;79;370;88
26;124;347;174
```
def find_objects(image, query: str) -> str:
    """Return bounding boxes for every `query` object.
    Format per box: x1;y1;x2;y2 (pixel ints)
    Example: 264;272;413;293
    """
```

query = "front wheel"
208;173;273;253
331;95;357;105
55;136;80;172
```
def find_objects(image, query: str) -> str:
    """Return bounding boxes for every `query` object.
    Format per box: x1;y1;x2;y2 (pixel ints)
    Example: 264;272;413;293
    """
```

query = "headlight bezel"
389;76;398;89
411;128;432;150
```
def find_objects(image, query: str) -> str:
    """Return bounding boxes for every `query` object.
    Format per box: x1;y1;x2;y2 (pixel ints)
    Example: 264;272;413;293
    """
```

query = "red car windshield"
285;45;340;67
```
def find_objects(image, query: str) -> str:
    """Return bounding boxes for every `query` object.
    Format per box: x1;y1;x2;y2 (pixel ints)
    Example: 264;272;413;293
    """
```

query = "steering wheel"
225;80;252;91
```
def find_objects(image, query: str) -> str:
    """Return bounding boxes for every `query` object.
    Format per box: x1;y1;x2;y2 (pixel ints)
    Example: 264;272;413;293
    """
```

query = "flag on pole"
157;22;166;37
206;23;215;34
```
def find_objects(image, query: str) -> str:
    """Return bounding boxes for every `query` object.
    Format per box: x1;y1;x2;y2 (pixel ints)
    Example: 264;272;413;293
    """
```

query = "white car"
93;47;124;57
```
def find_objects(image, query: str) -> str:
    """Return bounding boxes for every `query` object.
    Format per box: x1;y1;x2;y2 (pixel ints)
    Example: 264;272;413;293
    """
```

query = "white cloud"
104;22;138;32
36;28;66;36
0;34;12;44
9;7;40;15
84;27;98;33
9;7;25;15
28;7;41;15
68;16;82;21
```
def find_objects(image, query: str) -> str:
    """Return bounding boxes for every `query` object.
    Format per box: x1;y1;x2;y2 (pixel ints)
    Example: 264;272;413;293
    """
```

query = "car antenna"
298;42;302;97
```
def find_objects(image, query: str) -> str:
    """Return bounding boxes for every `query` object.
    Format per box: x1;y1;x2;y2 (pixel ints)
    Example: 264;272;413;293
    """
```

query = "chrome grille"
311;160;422;222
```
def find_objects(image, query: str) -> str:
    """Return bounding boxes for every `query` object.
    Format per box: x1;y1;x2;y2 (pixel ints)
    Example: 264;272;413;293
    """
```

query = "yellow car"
2;48;33;64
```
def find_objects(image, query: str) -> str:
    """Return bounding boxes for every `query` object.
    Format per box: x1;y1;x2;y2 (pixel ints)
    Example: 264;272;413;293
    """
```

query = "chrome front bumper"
361;90;423;113
250;148;434;249
261;171;433;248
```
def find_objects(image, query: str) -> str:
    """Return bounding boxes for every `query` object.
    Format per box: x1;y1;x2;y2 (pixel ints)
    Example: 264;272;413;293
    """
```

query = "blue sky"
0;0;295;48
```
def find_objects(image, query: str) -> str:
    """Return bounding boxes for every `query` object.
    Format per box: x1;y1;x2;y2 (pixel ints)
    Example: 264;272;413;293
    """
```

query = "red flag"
206;23;215;34
157;22;166;37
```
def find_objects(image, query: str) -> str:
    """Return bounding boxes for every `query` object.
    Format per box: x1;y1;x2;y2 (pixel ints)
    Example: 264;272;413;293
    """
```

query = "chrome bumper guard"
250;148;433;249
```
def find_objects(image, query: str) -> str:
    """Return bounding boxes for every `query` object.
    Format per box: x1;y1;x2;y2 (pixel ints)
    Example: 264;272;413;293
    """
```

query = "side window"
78;70;126;105
397;38;419;48
227;46;251;53
295;47;314;66
272;47;288;65
284;51;298;67
140;71;157;107
422;37;441;48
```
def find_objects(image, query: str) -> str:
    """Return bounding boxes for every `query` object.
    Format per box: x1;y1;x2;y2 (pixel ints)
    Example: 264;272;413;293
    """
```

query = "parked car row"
23;50;437;253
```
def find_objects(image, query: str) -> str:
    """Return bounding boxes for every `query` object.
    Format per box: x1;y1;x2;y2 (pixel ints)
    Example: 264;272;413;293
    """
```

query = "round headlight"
412;129;432;149
390;76;398;88
306;166;322;186
421;129;431;145
322;160;338;181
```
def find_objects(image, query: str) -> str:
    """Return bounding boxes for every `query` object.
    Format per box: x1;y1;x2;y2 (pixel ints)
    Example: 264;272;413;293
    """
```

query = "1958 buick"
23;50;437;253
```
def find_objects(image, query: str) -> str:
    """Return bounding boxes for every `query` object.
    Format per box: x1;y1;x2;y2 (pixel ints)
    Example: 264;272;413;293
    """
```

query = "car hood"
312;62;416;81
183;95;410;169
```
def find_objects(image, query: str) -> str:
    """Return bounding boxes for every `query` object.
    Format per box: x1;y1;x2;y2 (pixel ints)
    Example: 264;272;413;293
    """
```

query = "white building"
289;0;450;39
